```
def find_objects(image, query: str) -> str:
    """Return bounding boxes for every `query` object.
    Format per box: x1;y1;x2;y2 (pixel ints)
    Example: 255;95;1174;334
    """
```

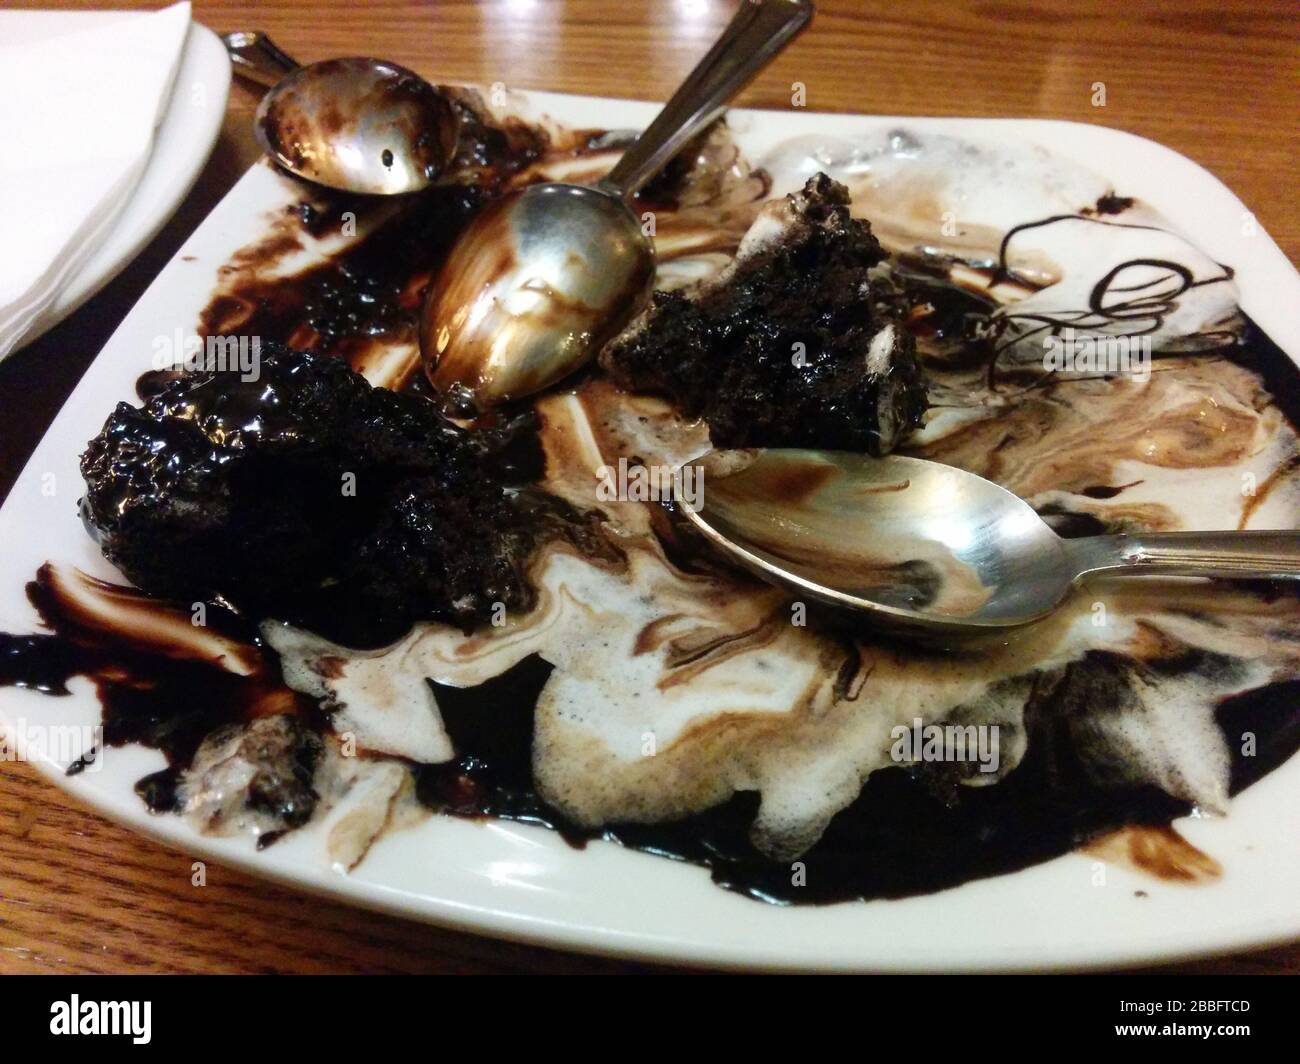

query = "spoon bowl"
420;0;814;411
254;57;460;195
684;448;1300;634
420;183;654;414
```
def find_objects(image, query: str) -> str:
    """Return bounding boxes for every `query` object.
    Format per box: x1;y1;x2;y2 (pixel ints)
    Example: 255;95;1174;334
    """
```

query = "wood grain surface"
1;0;1297;975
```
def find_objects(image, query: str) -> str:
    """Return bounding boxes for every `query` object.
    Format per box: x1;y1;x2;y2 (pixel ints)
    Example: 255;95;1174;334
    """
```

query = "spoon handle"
601;0;813;198
222;31;300;88
1068;530;1300;581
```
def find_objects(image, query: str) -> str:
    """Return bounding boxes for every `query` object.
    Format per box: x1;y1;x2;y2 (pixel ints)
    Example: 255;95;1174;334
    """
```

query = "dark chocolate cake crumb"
601;172;928;455
79;345;574;645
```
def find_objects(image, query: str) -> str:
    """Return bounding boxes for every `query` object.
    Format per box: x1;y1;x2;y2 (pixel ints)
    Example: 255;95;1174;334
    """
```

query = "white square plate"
1;91;1297;972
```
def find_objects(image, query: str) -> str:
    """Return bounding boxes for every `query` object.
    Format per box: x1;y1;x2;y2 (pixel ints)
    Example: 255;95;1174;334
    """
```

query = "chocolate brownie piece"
601;172;927;455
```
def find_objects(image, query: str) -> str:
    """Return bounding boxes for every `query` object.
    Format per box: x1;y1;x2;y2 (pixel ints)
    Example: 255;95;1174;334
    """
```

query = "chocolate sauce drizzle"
986;205;1238;390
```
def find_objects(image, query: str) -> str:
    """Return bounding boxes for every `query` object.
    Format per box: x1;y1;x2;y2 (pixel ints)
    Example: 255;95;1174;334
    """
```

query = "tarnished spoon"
682;448;1300;634
223;31;459;195
419;0;814;415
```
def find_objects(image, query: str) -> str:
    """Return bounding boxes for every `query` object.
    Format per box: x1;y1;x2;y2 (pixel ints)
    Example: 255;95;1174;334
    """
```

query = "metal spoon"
419;0;814;415
682;448;1300;634
223;31;460;195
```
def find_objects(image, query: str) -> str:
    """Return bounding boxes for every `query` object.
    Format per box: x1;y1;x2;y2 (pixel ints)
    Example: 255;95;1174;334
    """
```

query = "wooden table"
1;0;1297;975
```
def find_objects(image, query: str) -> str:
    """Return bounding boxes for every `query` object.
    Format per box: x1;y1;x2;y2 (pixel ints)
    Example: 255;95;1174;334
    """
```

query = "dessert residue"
2;91;1298;903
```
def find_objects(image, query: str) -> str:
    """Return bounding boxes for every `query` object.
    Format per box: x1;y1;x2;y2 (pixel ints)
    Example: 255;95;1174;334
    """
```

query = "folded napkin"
0;2;192;359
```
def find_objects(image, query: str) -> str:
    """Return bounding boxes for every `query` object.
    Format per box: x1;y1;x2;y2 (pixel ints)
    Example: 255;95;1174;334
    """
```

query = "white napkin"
0;2;192;359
